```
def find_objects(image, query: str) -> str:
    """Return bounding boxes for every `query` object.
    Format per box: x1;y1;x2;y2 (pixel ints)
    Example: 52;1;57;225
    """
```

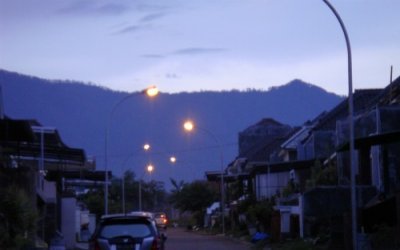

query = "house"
0;117;106;249
201;75;400;248
275;77;400;247
225;119;295;202
335;76;400;239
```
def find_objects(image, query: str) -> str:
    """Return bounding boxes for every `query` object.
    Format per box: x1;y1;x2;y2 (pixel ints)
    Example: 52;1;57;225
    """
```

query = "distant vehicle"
130;211;155;220
89;213;165;250
153;212;168;230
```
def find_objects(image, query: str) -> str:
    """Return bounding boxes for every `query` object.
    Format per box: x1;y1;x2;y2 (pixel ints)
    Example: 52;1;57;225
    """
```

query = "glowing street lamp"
183;119;225;235
121;143;151;213
143;143;151;151
183;120;194;131
146;164;154;173
104;86;159;215
139;164;154;211
169;156;177;164
145;86;159;97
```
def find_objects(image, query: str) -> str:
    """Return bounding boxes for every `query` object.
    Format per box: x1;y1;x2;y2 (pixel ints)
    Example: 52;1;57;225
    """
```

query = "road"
164;227;252;250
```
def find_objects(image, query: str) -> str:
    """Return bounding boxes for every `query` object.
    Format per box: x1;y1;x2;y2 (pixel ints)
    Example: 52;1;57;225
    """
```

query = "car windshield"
99;220;153;239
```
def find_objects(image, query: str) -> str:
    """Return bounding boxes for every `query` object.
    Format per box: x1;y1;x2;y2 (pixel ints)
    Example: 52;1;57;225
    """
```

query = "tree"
245;199;275;232
168;178;185;205
170;178;185;193
168;180;218;226
306;160;338;189
123;170;139;212
0;184;37;248
81;189;104;219
170;180;218;211
140;180;167;211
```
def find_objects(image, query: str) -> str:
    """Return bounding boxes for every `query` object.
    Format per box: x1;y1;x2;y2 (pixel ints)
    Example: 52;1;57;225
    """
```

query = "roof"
281;112;327;149
238;124;296;161
248;127;302;163
0;118;35;142
376;75;400;106
312;89;382;132
0;118;86;166
45;170;109;181
239;118;289;135
205;170;243;182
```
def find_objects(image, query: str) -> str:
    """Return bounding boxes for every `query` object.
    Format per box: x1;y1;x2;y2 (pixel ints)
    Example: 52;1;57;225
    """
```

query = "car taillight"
151;237;161;250
89;240;101;250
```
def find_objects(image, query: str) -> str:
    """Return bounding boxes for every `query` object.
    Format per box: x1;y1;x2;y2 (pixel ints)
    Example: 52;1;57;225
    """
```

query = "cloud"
115;25;143;34
141;54;165;59
97;3;129;15
172;48;227;56
165;73;179;79
58;2;129;16
139;12;166;22
113;22;157;35
140;47;227;59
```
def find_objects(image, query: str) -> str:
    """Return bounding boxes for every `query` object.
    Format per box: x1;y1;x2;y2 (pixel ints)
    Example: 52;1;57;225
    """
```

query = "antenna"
0;85;4;119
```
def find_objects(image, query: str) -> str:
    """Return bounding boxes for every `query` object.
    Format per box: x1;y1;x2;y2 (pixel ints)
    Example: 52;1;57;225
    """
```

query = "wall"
61;196;76;249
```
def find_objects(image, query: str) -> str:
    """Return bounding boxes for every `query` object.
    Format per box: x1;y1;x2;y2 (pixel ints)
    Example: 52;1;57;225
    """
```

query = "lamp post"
121;143;151;214
139;164;154;211
322;1;356;248
183;120;225;235
104;86;159;215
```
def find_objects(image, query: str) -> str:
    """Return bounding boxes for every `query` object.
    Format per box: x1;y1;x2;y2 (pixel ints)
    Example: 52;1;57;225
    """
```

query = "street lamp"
104;86;159;215
139;164;154;211
169;156;177;164
143;143;151;151
322;1;356;248
183;119;225;235
121;143;151;213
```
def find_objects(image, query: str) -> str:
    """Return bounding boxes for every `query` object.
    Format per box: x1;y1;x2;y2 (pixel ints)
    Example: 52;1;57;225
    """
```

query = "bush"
246;199;274;232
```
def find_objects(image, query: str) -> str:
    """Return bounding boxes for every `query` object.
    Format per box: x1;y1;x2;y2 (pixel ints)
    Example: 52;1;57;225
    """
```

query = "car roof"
100;212;154;220
129;211;154;218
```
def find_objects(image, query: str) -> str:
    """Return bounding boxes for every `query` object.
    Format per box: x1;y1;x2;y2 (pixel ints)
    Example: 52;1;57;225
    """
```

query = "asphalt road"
164;227;252;250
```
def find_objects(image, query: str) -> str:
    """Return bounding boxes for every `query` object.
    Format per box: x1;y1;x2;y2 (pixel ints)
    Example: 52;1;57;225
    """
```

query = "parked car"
153;212;168;230
89;212;165;250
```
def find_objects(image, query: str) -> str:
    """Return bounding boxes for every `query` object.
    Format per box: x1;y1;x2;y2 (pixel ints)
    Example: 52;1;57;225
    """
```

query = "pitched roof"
239;127;298;162
376;75;400;106
312;89;382;131
239;118;287;135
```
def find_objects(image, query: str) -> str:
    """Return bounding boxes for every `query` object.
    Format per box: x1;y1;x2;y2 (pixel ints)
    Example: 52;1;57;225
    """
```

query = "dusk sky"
1;0;399;95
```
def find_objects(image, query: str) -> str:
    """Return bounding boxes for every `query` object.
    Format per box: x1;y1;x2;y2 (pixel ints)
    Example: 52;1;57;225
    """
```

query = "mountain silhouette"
0;69;343;190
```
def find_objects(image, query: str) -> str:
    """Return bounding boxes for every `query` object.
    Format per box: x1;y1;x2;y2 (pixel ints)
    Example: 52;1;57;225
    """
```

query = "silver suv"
89;213;165;250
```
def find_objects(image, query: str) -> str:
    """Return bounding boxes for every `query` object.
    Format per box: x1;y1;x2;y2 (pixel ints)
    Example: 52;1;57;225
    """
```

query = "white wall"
61;197;76;249
36;174;57;203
